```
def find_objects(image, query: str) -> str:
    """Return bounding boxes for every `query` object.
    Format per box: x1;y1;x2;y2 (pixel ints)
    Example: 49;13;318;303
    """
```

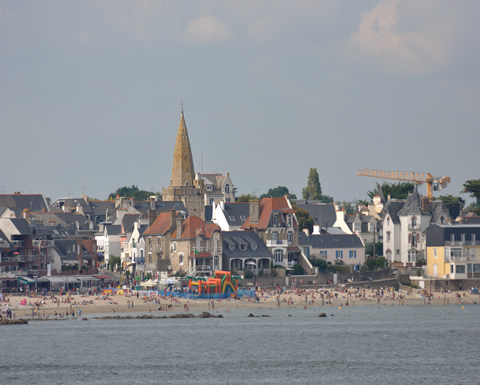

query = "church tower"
170;110;195;187
162;110;205;219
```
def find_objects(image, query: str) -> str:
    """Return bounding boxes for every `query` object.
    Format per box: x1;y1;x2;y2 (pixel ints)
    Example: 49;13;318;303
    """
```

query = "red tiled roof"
242;197;292;230
170;216;220;240
144;212;174;235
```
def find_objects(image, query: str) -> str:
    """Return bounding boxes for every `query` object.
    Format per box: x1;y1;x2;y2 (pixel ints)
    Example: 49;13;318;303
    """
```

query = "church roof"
170;111;195;187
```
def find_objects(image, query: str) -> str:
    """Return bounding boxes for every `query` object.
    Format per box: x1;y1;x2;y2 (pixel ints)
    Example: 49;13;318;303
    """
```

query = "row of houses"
1;110;479;286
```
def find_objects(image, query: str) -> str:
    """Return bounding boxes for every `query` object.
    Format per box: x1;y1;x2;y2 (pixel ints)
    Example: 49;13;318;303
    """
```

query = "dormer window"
224;184;230;194
411;216;417;228
229;244;235;251
240;215;246;221
206;184;213;191
240;244;247;251
251;243;257;251
273;214;278;227
229;216;235;221
287;215;292;227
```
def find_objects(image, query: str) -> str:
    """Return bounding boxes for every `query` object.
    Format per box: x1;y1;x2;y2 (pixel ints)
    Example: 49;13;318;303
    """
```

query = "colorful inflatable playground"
187;271;240;297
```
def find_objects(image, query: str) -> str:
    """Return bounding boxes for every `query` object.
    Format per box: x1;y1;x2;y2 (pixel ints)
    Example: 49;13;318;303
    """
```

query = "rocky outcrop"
0;319;28;325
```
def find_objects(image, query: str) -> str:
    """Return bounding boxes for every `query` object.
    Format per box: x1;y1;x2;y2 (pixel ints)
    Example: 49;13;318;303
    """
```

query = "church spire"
170;110;195;187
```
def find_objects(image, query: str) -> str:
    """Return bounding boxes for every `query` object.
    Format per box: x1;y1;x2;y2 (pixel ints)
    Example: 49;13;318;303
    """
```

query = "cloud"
184;14;231;43
348;0;460;74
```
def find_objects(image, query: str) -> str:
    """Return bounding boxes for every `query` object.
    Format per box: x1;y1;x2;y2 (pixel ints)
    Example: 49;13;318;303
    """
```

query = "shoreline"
2;287;478;320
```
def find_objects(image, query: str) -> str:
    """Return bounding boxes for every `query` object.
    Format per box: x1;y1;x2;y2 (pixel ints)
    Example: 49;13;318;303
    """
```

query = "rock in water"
318;313;327;318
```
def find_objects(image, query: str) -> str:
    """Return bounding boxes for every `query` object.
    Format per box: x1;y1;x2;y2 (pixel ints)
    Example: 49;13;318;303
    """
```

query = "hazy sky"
1;0;479;204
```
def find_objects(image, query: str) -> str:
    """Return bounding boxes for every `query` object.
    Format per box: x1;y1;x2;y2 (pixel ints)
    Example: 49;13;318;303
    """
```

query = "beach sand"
2;286;478;320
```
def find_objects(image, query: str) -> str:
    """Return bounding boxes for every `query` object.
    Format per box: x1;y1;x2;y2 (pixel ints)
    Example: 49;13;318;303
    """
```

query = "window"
461;234;466;243
408;250;417;263
274;249;284;263
272;232;278;241
335;250;343;259
411;233;417;247
226;198;231;203
229;244;235;251
387;217;390;226
450;234;455;243
179;253;184;265
287;215;292;227
433;248;438;259
229;216;235;221
240;215;246;221
386;231;391;242
349;250;356;259
473;234;476;245
411;216;417;228
287;231;293;245
240;244;247;251
206;184;213;191
273;214;278;227
209;198;214;205
251;243;257;251
224;184;230;194
319;250;327;256
456;265;466;274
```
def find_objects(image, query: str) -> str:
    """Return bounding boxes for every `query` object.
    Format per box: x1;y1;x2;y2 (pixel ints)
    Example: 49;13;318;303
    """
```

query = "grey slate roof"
0;194;49;217
299;233;363;249
426;224;480;246
223;203;249;227
295;201;336;228
382;200;404;224
134;200;187;218
10;218;32;235
398;186;422;216
122;214;142;234
222;231;271;259
105;225;122;236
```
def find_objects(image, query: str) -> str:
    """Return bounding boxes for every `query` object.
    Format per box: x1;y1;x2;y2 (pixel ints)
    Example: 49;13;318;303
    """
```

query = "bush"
311;258;328;271
244;270;255;279
293;264;305;275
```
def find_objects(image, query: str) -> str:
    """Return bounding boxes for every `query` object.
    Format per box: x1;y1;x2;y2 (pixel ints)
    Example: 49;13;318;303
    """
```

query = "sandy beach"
2;286;479;320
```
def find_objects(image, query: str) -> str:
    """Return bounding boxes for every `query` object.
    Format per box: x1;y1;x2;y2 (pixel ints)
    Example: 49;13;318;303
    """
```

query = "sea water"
1;304;479;385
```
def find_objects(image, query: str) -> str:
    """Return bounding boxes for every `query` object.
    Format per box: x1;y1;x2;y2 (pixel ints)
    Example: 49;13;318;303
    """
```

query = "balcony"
266;240;288;247
195;265;211;272
11;240;24;247
408;225;420;231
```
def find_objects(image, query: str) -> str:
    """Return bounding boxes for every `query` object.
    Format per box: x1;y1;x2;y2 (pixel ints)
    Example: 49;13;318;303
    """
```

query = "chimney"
148;209;158;227
170;209;176;229
422;197;431;214
313;224;320;235
176;217;183;239
249;200;260;224
149;196;156;210
303;228;310;236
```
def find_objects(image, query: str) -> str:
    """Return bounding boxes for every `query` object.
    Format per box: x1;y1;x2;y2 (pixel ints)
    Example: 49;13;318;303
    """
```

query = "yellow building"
426;224;480;279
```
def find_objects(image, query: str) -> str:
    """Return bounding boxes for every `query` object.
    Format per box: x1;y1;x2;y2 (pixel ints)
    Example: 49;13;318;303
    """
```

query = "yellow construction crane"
357;169;451;201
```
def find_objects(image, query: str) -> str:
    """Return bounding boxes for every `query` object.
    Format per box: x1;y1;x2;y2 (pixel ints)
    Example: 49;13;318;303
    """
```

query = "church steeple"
170;110;195;187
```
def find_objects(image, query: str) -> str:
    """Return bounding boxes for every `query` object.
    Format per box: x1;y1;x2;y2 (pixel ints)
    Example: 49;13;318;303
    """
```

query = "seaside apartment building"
426;224;480;280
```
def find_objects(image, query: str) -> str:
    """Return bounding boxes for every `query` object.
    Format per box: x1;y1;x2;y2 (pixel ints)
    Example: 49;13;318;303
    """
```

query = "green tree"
310;258;328;271
440;195;465;220
108;185;158;201
365;241;383;257
365;256;388;271
367;182;416;202
108;256;121;271
292;264;305;275
462;179;480;214
292;204;314;234
260;186;297;200
302;168;334;203
236;194;258;202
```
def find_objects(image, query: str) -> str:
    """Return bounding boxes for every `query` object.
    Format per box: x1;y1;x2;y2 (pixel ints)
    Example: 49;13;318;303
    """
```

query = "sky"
1;0;479;204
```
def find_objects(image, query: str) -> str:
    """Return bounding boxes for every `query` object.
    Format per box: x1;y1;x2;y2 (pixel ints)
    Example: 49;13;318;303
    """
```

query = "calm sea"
1;304;478;385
